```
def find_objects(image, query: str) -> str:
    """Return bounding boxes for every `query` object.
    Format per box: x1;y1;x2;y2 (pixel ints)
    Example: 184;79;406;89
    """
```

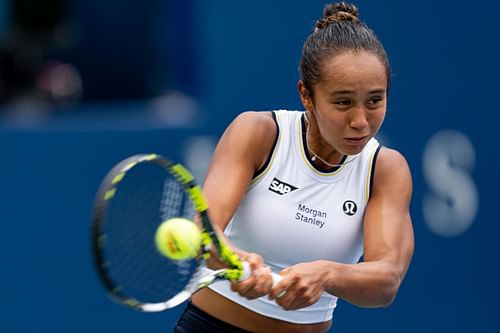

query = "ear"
298;80;314;112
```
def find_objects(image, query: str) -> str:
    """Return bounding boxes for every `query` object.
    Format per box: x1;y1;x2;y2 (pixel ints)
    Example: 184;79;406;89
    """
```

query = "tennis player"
174;2;414;332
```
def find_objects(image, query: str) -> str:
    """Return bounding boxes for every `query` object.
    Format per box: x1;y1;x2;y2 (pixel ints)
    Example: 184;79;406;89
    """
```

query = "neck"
304;113;344;168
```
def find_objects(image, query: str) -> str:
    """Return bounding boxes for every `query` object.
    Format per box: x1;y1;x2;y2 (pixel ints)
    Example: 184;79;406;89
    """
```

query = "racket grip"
240;261;286;298
240;261;283;286
240;261;252;281
271;272;283;286
271;273;287;298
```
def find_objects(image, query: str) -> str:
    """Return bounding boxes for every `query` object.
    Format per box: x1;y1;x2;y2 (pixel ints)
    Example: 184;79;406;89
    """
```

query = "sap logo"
269;177;298;195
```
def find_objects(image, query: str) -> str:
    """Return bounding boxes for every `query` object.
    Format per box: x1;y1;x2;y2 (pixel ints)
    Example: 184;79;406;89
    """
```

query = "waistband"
174;302;253;333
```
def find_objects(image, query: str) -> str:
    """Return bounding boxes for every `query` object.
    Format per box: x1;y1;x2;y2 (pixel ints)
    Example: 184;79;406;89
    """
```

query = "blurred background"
0;0;498;332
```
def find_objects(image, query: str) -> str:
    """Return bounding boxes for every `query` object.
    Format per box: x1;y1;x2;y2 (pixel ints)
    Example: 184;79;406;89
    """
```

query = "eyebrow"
368;89;387;95
330;88;387;96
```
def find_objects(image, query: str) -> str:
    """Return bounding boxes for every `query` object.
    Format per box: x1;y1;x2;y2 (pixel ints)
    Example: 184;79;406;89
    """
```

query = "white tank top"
207;110;381;324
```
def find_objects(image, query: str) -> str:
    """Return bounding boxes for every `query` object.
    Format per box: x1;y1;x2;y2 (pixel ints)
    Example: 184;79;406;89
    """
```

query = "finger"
230;275;256;294
243;267;273;299
284;293;309;310
275;291;295;310
269;267;298;300
280;267;291;275
269;287;287;300
244;253;265;271
275;286;307;310
268;276;289;300
233;264;268;290
253;266;271;278
231;267;270;294
278;288;322;311
255;267;273;292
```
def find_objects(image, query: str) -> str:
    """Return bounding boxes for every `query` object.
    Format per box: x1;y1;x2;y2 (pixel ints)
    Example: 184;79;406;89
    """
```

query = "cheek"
318;116;345;140
370;110;386;128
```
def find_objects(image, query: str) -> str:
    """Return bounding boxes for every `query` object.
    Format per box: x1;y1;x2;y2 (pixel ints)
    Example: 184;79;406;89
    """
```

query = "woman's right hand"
229;252;274;300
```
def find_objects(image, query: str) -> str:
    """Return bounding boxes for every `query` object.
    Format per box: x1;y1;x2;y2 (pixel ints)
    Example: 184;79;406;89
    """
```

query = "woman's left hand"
268;261;331;310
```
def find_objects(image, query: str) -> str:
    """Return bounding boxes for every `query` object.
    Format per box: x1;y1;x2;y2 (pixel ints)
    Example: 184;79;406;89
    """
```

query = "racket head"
91;154;204;312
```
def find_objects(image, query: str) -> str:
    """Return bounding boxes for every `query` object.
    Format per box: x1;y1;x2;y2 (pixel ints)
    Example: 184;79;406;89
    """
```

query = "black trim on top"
252;111;280;179
300;113;347;173
368;144;383;198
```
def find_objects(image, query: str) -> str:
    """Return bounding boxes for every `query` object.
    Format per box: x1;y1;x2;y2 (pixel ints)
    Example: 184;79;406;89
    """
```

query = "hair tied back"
316;2;360;30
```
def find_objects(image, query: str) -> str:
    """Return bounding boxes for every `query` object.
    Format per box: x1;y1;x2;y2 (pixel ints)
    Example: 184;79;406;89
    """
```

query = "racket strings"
103;162;197;305
160;178;194;221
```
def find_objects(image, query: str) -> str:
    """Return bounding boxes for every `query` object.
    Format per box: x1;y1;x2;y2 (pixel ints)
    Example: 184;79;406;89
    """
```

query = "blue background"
1;0;498;332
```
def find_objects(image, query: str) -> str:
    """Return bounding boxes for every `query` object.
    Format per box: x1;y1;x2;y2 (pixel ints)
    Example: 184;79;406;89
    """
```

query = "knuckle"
256;284;269;296
303;293;320;306
244;294;256;300
297;283;308;292
241;277;255;287
303;294;314;305
248;253;263;264
276;297;291;310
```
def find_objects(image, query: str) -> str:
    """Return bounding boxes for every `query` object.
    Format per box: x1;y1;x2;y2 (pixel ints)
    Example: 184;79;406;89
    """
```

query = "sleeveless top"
206;110;381;323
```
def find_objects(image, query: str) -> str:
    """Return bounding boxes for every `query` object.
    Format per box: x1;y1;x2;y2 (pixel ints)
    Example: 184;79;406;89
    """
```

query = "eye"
367;96;384;108
334;99;351;106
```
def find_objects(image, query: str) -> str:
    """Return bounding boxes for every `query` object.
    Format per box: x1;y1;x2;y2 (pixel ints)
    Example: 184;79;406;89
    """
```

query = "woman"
175;2;414;332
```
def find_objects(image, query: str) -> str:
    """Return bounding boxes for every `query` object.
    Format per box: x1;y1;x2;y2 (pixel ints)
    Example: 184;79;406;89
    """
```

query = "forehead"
319;51;387;87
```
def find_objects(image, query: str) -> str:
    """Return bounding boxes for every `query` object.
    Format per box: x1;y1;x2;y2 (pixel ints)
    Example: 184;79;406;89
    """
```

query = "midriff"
191;288;332;333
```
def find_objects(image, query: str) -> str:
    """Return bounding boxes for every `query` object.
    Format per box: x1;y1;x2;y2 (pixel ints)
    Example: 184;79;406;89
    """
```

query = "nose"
348;106;369;130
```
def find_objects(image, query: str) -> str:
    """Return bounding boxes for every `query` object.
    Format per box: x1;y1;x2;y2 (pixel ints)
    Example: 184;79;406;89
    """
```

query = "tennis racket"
91;153;282;312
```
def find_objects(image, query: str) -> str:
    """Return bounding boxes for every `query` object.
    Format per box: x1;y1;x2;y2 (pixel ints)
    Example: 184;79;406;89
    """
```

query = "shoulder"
231;111;276;133
221;111;278;170
225;111;277;147
372;147;412;196
376;147;410;172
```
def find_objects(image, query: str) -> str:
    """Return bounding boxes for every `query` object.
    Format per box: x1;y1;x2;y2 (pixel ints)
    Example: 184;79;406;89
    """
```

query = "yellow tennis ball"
155;218;202;260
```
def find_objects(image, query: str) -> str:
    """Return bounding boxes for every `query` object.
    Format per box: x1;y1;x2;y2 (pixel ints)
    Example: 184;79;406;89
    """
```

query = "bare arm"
270;147;414;309
202;111;279;298
203;111;277;232
325;148;414;307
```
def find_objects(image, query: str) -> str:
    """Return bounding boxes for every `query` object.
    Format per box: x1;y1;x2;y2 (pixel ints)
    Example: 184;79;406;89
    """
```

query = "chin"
342;145;365;156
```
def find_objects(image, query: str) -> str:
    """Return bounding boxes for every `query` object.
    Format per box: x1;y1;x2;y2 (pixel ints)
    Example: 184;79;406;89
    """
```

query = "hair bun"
316;2;360;30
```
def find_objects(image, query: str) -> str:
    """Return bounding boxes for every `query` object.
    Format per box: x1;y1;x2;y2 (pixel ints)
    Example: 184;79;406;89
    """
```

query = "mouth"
344;136;368;146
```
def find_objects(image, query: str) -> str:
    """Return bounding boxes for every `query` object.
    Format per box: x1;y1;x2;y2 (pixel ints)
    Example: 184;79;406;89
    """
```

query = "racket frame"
91;154;246;312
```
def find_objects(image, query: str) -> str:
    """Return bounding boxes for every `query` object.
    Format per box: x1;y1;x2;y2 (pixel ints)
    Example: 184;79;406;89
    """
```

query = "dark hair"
299;2;391;95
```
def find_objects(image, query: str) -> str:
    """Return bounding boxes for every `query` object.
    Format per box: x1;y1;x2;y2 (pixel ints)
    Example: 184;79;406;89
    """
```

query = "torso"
192;289;332;333
193;110;381;331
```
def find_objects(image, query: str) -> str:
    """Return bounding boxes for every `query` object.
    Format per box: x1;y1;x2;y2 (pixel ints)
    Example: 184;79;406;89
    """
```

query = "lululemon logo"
343;200;357;216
